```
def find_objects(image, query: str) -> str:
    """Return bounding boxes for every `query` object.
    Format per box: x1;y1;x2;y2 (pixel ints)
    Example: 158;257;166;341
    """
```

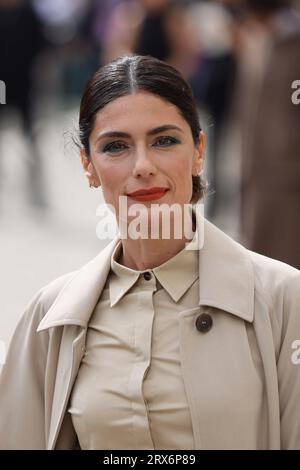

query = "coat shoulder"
15;269;80;336
247;249;300;297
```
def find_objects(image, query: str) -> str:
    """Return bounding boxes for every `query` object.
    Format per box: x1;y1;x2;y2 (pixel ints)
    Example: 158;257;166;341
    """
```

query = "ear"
192;131;205;176
80;148;101;187
80;147;90;172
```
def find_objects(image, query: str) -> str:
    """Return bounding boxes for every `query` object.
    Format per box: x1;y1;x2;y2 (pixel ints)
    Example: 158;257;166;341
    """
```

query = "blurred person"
89;0;122;50
0;56;300;450
134;0;201;77
188;0;238;220
160;1;202;78
95;0;144;64
232;0;300;269
0;0;49;209
32;0;100;100
134;0;172;61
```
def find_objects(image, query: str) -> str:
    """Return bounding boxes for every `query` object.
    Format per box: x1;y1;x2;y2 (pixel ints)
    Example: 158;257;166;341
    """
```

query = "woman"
0;55;300;450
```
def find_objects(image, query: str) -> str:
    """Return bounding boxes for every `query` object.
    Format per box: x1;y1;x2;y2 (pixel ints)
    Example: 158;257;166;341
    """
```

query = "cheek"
95;163;125;199
170;155;193;186
94;161;116;186
169;154;194;202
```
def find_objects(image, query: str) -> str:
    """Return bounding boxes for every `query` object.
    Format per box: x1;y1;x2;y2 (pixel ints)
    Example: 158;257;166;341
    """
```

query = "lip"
127;187;169;196
127;187;169;202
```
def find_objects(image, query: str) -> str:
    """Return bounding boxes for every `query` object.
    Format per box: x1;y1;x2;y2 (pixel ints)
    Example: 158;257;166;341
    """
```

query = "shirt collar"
109;228;199;307
109;242;140;307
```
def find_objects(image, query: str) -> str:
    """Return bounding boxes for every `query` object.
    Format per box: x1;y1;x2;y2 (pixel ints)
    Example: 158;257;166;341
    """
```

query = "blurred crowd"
0;0;300;268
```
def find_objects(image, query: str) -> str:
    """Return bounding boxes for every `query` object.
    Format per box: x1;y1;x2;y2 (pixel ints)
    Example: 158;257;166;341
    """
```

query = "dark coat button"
143;271;152;281
196;313;213;333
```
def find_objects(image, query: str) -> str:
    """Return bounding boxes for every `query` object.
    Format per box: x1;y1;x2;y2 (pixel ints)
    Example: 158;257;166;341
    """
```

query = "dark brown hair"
79;55;207;203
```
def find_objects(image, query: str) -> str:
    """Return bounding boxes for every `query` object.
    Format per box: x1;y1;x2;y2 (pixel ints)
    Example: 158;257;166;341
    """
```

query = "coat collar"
37;215;254;332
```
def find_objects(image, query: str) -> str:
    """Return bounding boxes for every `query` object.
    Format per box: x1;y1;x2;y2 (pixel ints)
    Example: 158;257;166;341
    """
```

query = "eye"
102;141;128;154
153;136;181;147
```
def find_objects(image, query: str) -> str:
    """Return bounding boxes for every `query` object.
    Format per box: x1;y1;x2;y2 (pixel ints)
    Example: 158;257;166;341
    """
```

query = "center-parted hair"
79;55;206;202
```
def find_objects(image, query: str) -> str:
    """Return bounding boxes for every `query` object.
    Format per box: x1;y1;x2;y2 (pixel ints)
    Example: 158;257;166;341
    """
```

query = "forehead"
91;91;189;133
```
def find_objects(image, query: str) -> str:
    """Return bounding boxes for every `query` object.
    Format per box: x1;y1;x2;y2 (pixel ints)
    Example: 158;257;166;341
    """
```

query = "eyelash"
101;136;181;154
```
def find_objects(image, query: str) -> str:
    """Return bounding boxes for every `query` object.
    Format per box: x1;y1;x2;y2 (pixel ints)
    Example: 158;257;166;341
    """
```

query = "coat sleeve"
0;288;50;449
277;273;300;449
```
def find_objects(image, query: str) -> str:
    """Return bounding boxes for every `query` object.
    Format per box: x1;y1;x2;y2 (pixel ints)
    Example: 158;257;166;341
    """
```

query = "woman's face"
82;90;204;219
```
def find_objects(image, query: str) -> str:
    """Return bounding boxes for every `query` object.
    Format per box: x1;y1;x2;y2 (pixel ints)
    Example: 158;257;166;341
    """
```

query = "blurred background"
0;0;300;355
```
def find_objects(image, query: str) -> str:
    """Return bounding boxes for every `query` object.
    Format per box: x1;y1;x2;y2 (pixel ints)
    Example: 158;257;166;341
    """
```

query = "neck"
118;212;196;270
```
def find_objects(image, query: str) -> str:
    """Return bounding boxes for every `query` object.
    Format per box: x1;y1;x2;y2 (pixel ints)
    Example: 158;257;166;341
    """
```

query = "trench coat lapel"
199;217;254;322
36;215;255;449
37;236;120;331
37;237;120;449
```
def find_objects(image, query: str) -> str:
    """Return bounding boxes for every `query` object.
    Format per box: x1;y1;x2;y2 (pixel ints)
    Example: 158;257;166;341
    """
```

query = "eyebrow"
96;125;184;141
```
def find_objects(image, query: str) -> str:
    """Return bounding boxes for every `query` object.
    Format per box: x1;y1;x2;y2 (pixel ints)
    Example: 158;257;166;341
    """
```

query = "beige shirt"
68;234;199;450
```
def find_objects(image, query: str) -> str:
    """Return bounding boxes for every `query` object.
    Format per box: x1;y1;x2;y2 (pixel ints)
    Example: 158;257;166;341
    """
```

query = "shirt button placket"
130;270;156;449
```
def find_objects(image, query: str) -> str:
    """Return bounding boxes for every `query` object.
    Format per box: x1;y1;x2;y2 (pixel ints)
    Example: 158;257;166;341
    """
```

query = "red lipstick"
127;187;169;202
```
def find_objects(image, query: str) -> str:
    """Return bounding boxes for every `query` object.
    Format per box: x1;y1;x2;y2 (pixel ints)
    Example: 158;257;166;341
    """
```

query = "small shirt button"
143;271;152;281
196;313;213;333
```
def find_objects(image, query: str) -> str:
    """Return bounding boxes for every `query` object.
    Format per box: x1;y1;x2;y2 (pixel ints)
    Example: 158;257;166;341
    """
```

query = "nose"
132;146;157;178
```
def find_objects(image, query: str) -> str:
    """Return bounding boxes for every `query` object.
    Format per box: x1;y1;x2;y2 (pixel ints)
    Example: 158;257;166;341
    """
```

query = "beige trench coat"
0;217;300;450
